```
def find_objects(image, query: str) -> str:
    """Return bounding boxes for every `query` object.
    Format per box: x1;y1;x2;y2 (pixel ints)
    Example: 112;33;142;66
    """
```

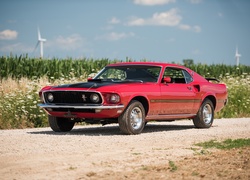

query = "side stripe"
150;99;201;103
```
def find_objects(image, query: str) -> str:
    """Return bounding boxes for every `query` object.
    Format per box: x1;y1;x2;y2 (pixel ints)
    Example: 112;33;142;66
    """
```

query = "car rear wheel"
193;99;214;128
118;100;145;135
48;116;75;132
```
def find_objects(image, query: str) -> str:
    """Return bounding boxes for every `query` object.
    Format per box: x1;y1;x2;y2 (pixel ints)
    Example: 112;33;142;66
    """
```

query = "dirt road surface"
0;118;250;180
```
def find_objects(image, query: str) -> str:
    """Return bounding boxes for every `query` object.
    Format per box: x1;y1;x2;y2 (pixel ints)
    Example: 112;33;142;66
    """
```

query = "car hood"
49;80;145;91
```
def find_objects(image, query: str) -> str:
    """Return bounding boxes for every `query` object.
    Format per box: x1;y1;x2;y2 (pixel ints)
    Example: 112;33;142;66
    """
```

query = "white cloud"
178;24;201;32
0;43;32;53
126;9;201;33
127;8;182;26
109;17;120;24
193;25;201;33
95;32;135;41
52;34;84;50
133;0;175;6
178;24;191;31
0;29;18;40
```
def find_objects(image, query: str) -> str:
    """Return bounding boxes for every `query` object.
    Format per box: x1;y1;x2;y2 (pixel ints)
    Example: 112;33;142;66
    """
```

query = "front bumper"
38;103;124;109
38;103;125;119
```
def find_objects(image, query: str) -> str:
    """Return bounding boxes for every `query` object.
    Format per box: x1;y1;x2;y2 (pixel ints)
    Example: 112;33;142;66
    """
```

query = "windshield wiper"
88;78;121;82
88;78;143;83
122;79;143;83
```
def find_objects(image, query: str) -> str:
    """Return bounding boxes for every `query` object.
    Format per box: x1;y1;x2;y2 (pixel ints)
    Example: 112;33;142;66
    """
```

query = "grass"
0;76;84;129
216;74;250;118
0;64;250;129
195;138;250;150
168;161;178;172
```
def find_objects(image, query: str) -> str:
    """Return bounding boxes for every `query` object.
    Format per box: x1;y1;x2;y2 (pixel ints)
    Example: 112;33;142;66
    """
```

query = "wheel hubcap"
203;104;212;124
130;107;143;130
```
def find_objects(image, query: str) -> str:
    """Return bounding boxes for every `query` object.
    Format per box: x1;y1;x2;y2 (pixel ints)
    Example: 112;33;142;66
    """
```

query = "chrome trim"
38;103;124;109
42;90;104;104
157;114;196;117
146;113;196;120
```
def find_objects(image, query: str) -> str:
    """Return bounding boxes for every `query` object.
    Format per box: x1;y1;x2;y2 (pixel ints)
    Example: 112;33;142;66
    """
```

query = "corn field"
1;55;250;80
0;55;250;129
0;55;121;80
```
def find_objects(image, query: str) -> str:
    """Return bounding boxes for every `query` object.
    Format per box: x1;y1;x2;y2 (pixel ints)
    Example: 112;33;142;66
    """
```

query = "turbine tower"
235;46;241;66
34;27;46;59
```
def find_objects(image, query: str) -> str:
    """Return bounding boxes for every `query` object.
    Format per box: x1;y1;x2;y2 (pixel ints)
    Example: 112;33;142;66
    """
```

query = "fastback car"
38;62;228;135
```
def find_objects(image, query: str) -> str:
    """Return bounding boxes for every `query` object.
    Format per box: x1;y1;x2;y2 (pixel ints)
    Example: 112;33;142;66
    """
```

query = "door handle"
187;86;192;90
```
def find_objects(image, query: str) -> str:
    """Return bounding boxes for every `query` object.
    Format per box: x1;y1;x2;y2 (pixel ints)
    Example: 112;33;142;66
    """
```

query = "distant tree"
183;59;194;66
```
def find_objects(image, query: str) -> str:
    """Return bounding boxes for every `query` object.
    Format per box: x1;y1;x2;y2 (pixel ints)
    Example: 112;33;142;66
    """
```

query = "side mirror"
87;77;93;81
163;77;171;83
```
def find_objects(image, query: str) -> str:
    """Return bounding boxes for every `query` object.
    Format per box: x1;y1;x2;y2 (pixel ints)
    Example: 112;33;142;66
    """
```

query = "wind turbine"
235;46;241;66
34;27;46;59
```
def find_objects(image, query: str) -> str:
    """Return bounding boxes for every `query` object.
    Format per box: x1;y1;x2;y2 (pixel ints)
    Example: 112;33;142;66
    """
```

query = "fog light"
117;110;122;114
47;93;54;102
95;109;102;113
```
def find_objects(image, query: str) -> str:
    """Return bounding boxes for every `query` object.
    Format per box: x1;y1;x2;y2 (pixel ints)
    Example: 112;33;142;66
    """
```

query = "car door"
160;67;198;115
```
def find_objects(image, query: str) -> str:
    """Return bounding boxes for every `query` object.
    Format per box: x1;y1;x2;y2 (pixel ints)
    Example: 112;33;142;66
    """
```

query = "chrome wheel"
118;100;145;135
203;104;212;124
193;99;214;128
130;107;143;130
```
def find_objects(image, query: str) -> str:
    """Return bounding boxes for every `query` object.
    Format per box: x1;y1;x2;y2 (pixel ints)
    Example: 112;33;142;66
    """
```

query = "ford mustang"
38;62;228;135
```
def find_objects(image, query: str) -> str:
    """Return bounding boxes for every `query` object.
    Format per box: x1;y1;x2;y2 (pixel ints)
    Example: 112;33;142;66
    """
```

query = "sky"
0;0;250;65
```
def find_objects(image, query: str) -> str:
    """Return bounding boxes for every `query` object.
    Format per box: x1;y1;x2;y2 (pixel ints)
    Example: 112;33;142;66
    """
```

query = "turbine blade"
33;41;40;54
38;27;41;40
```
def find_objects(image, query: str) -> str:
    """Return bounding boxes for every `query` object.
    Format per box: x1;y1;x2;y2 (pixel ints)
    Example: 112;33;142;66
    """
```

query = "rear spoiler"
205;78;220;83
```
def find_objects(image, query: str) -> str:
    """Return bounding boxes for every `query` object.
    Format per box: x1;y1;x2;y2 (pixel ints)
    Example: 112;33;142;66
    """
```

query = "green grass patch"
168;161;178;172
195;138;250;150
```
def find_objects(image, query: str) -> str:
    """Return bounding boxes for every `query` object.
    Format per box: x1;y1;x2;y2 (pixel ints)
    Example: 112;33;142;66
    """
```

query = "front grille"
43;91;102;104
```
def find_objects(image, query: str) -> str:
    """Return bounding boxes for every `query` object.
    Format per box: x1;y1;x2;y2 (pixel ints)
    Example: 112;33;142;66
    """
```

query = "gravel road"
0;118;249;180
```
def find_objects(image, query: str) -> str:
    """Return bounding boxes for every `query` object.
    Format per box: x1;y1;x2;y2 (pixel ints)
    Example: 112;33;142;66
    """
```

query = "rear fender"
201;93;216;110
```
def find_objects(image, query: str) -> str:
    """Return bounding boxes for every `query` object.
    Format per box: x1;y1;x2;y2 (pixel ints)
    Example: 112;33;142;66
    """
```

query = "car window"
183;70;193;83
163;67;192;84
97;68;126;80
95;66;161;82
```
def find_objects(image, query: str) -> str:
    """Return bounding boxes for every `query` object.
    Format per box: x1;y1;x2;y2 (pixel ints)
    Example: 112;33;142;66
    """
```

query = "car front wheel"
193;99;214;128
48;116;75;132
118;100;145;135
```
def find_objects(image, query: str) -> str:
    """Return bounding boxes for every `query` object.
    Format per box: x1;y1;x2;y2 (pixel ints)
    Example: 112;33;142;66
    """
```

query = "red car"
38;62;228;135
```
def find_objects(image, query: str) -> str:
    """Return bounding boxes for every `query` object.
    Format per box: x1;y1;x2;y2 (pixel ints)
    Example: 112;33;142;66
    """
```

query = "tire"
193;99;214;128
48;116;75;132
118;100;145;135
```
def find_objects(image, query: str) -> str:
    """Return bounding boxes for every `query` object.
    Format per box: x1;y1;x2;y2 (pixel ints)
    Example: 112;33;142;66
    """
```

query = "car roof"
107;62;185;68
106;62;207;82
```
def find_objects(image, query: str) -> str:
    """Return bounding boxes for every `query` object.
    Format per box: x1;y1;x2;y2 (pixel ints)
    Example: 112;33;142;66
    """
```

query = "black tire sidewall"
193;99;214;128
119;100;145;135
48;116;75;132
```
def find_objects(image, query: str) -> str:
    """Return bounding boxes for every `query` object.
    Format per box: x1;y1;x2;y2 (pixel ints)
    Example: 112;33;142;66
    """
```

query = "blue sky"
0;0;249;65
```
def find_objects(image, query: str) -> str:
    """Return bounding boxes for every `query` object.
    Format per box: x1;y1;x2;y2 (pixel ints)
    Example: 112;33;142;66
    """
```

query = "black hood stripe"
54;81;142;89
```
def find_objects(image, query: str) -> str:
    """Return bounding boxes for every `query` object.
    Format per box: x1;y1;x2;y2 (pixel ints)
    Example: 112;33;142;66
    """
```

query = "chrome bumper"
38;103;124;109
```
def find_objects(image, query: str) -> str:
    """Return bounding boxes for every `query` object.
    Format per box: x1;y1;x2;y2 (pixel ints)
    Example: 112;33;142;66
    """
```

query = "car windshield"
94;65;161;82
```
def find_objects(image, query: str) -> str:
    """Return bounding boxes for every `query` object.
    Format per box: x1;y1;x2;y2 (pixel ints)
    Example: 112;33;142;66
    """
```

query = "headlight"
47;93;54;102
109;94;120;103
104;93;120;104
90;93;100;103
